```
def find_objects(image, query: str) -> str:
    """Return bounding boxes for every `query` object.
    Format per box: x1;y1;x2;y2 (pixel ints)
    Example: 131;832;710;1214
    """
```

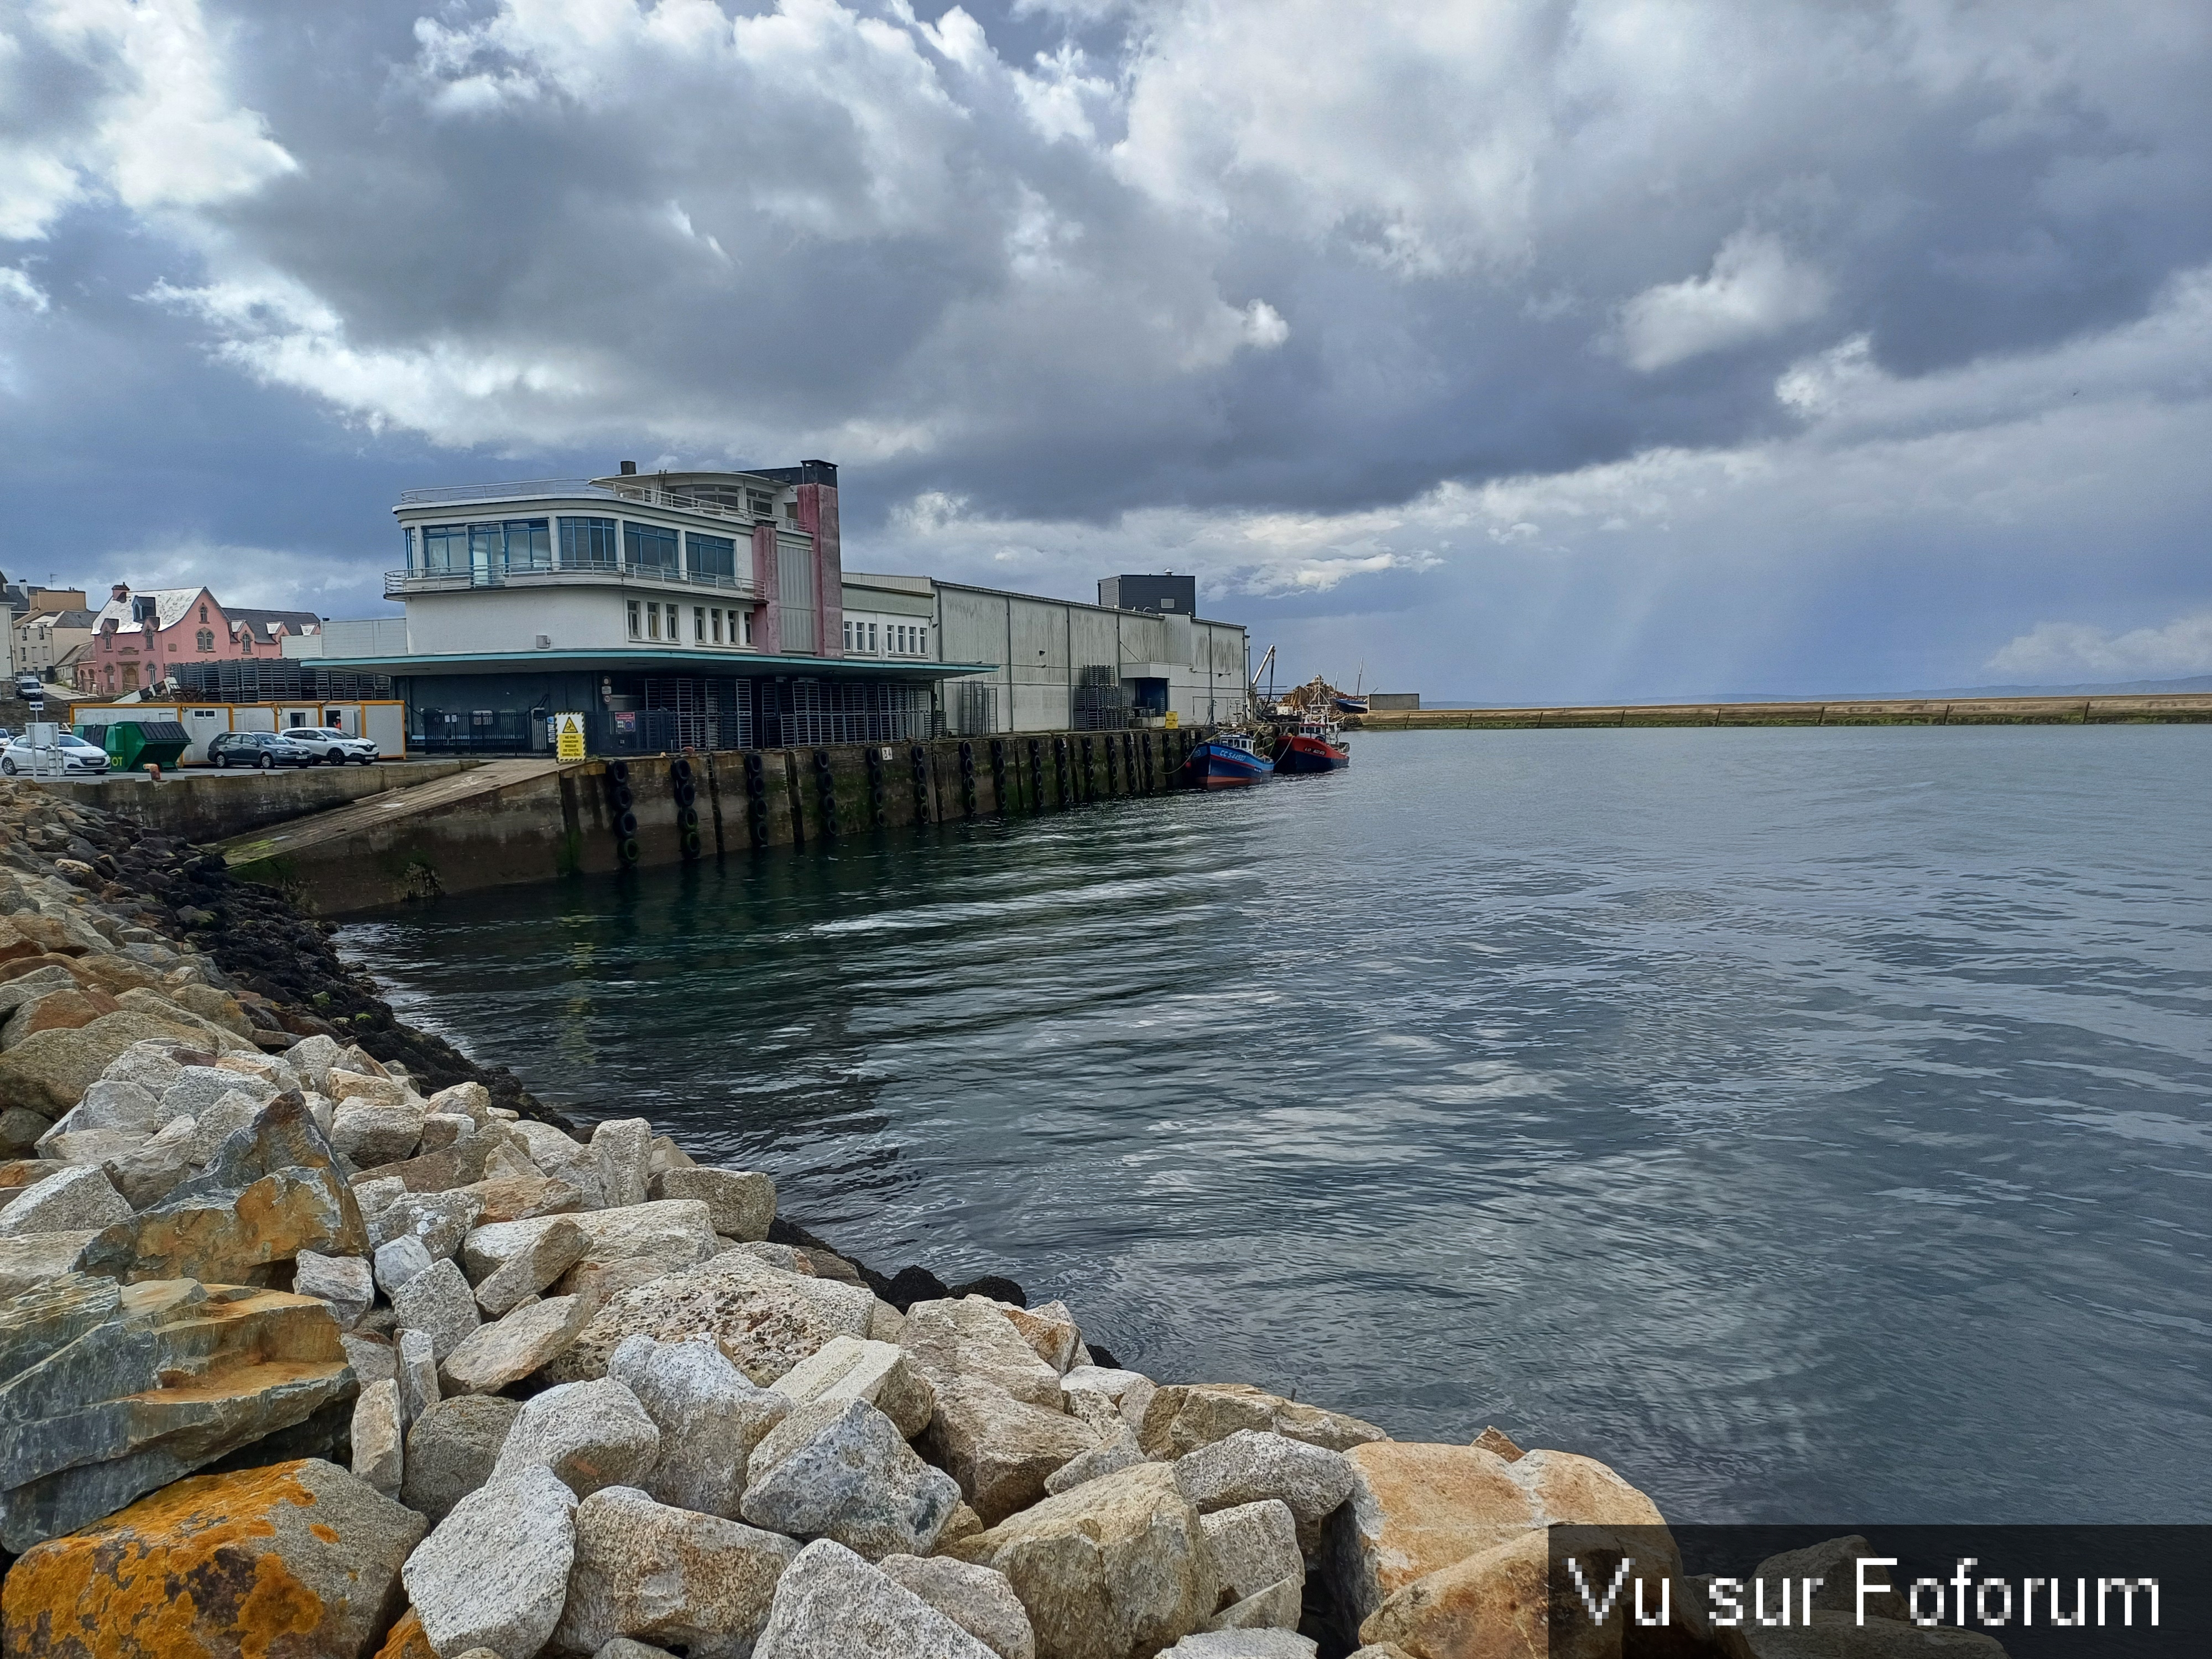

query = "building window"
867;622;877;651
196;629;213;652
624;522;679;573
712;609;723;644
665;603;680;640
646;603;660;641
742;608;754;645
423;525;467;572
403;526;416;568
561;516;618;569
843;620;853;650
627;601;641;639
199;604;208;623
687;532;736;582
749;491;775;518
784;502;799;521
502;518;552;571
918;627;927;656
694;607;706;643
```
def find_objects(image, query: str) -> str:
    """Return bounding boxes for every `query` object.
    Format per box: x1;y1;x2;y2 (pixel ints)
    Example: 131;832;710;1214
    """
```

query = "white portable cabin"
65;701;408;764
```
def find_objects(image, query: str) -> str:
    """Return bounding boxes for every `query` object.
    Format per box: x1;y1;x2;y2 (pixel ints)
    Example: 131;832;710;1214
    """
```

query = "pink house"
77;585;321;696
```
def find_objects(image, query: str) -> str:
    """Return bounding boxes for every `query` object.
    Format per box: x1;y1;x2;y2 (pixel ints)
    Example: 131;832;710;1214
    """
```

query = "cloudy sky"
4;0;2209;700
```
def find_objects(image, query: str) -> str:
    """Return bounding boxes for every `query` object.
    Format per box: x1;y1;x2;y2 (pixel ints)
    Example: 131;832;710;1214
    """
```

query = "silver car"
0;733;111;776
286;727;382;765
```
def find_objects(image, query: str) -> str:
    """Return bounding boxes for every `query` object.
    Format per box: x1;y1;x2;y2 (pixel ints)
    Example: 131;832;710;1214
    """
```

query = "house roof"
90;588;211;633
18;609;97;630
227;607;323;644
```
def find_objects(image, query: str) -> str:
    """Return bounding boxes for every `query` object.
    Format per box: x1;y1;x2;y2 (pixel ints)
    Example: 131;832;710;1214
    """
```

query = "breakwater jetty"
1351;691;2212;730
60;726;1203;916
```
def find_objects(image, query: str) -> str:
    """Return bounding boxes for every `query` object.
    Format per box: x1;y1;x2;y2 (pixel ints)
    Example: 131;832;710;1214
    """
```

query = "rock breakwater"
0;785;1939;1658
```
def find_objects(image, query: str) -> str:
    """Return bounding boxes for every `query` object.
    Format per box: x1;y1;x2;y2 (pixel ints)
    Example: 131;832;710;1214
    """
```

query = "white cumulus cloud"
1619;229;1830;372
1986;613;2212;680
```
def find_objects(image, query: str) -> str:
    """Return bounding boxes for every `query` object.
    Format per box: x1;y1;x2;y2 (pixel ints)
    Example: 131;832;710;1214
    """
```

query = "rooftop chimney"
111;583;128;602
619;460;638;476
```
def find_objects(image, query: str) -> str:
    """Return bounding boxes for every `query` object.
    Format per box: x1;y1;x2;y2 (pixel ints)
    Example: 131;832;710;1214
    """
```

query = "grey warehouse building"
281;465;1250;754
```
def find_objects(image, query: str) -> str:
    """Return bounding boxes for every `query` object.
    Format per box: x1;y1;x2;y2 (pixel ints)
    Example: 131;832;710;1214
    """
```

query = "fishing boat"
1274;711;1350;773
1331;693;1369;715
1187;729;1272;789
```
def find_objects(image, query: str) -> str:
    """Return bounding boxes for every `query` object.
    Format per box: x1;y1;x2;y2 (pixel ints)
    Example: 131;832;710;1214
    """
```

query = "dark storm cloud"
4;0;2211;692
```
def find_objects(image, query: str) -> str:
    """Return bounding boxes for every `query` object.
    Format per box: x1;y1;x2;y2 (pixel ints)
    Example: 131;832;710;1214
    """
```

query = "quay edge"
215;727;1209;915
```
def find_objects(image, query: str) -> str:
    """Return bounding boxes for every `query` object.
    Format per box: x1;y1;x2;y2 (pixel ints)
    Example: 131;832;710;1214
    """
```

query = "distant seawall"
1349;693;2212;731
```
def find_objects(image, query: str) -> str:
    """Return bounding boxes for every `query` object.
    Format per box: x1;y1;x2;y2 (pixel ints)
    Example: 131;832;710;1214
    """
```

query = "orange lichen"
308;1524;338;1544
0;1462;332;1659
234;1553;325;1659
373;1610;437;1659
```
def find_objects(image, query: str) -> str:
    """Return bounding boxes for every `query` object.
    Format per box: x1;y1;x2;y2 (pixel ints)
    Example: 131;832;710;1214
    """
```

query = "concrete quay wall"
1350;693;2212;731
226;727;1207;915
40;760;484;843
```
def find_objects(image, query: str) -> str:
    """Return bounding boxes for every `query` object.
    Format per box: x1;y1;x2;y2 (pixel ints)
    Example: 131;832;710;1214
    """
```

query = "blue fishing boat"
1187;731;1272;789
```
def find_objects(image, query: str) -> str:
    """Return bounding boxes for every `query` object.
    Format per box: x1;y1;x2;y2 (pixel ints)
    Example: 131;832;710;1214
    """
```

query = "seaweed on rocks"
22;797;575;1133
12;790;1056;1332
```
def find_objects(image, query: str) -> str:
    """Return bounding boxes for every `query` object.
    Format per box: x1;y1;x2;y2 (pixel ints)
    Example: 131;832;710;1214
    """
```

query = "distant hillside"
1905;674;2212;698
1421;674;2212;709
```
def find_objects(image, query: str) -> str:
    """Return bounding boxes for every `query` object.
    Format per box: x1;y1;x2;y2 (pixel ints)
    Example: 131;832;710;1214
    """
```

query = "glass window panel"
687;533;736;581
625;522;679;571
506;519;552;570
423;526;466;572
469;523;503;568
562;516;618;567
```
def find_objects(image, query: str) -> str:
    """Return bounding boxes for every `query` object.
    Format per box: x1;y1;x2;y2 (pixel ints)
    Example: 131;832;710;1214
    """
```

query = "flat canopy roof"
311;648;994;679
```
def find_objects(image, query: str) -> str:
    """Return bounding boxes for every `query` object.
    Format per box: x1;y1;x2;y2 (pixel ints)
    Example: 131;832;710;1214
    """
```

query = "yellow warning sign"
555;712;586;761
1164;710;1180;730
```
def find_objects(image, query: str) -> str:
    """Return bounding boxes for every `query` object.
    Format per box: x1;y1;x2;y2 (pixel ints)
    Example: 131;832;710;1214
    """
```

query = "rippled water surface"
340;726;2212;1522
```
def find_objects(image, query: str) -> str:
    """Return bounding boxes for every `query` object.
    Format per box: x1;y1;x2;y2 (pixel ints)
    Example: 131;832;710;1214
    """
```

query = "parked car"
207;731;322;770
0;733;111;776
284;727;382;766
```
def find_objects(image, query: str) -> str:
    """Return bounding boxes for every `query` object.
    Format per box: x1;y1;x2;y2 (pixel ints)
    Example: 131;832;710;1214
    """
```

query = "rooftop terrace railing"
397;478;775;523
384;563;757;601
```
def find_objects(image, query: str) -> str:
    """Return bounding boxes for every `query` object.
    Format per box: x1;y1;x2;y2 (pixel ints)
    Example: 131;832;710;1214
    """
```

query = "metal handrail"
384;565;757;599
396;479;611;505
397;478;778;525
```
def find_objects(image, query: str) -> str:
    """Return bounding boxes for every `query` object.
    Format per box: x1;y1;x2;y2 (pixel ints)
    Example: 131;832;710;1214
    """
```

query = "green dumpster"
85;720;191;773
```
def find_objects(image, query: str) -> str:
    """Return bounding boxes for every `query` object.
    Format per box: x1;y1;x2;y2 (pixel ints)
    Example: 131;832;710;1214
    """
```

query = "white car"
285;727;382;766
0;733;111;776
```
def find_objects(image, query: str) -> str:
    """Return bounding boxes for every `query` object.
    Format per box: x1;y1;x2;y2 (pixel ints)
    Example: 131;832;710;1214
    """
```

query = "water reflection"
342;726;2212;1523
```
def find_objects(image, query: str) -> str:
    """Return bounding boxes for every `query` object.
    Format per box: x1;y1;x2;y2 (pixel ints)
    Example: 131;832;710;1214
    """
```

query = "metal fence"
778;679;934;746
1072;664;1132;731
414;708;538;755
643;676;753;751
171;661;395;702
949;680;999;735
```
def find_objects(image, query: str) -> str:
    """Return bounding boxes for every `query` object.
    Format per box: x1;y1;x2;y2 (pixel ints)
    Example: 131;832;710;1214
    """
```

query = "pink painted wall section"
750;523;781;654
80;587;276;693
805;483;843;659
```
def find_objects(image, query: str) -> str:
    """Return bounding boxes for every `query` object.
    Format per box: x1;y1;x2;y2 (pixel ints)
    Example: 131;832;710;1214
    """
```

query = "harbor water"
339;725;2212;1524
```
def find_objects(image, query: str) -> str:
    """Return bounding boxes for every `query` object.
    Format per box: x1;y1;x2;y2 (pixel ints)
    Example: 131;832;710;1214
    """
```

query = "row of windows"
628;601;755;647
843;620;928;656
411;517;748;583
